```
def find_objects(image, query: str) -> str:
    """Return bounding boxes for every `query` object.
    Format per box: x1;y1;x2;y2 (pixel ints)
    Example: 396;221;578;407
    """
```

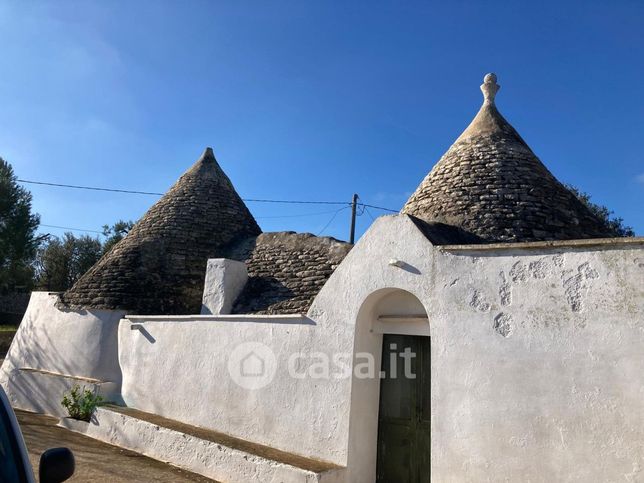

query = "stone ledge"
59;405;346;483
125;313;310;323
440;236;644;252
3;368;120;417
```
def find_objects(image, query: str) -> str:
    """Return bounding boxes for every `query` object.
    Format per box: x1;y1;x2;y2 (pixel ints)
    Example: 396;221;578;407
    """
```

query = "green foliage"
565;184;635;237
101;219;134;255
0;156;135;292
0;158;41;292
35;233;103;291
61;384;103;421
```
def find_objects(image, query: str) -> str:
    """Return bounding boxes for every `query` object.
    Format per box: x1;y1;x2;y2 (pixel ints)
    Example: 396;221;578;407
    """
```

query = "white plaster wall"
201;258;248;315
108;214;643;482
426;243;644;482
307;215;644;482
0;292;125;414
308;215;441;482
118;314;354;466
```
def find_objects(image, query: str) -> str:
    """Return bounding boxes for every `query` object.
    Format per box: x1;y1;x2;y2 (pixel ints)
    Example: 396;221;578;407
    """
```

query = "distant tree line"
34;220;133;292
564;184;635;237
1;156;134;293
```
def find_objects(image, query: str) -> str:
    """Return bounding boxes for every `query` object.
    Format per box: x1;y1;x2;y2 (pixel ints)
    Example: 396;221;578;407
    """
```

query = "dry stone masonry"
403;74;614;243
59;148;352;315
59;148;261;314
224;232;352;314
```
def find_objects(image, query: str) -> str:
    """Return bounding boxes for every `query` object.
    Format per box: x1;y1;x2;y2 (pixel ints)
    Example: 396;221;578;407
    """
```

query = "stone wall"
5;214;642;482
60;149;261;315
225;232;352;314
402;86;614;243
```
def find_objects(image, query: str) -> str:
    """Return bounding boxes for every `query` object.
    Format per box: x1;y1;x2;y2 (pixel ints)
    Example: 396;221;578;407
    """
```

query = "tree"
101;219;134;255
35;233;103;292
0;158;41;292
565;184;635;237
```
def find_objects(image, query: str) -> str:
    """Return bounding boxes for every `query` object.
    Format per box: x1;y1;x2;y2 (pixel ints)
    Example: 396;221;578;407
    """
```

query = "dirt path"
17;410;216;482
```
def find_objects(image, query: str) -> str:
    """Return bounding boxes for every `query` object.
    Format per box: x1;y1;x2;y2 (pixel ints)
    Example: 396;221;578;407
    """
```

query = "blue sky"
1;0;642;242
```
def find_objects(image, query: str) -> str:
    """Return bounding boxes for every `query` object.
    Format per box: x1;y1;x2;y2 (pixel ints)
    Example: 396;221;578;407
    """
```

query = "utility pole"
349;193;358;244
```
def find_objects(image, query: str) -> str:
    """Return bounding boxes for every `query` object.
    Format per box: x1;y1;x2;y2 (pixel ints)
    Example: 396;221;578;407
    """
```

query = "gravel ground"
17;410;216;482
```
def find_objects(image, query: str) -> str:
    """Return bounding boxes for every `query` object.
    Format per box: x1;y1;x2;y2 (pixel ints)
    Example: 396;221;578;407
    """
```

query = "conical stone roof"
60;148;261;314
402;74;615;243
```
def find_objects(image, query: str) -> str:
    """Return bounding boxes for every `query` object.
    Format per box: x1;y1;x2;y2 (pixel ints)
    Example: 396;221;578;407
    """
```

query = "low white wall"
0;292;125;415
118;314;354;466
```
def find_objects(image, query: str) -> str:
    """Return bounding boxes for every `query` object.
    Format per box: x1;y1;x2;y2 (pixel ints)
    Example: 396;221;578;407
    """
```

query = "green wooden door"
376;334;430;483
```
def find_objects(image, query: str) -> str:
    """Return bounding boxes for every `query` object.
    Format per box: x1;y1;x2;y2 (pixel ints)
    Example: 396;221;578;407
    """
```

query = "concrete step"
59;405;346;483
3;367;120;417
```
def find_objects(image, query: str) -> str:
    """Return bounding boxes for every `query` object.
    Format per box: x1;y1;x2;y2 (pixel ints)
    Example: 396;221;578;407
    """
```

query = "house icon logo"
241;351;265;377
228;342;277;390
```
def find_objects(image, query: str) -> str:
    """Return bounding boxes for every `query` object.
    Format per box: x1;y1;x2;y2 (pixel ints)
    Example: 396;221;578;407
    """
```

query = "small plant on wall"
61;385;103;422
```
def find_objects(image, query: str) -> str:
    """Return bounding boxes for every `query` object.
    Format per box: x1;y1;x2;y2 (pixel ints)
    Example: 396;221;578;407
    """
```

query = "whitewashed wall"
0;292;125;415
310;215;644;482
4;216;642;483
117;215;644;482
118;313;355;466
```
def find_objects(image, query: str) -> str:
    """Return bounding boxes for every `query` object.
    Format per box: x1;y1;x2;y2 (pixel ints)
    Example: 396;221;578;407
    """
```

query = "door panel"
376;422;413;482
377;334;430;483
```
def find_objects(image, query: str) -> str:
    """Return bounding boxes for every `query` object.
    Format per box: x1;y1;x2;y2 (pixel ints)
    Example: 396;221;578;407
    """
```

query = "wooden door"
376;334;430;482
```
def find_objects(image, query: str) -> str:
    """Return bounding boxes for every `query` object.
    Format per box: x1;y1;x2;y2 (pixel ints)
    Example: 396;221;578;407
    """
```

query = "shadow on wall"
130;324;156;343
0;292;125;416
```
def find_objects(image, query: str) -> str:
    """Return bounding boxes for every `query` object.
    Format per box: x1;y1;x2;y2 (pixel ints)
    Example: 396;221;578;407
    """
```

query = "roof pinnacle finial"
481;73;500;105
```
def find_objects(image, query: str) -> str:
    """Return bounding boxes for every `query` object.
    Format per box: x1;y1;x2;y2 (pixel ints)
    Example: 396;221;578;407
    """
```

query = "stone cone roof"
402;74;614;243
60;148;261;314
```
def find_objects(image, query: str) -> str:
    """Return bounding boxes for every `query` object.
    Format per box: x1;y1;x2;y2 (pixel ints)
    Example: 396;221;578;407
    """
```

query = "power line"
18;179;164;196
39;205;384;239
37;207;358;236
16;178;400;211
317;206;350;236
360;203;398;213
40;224;104;235
244;198;348;206
17;179;350;206
22;178;398;240
256;208;348;219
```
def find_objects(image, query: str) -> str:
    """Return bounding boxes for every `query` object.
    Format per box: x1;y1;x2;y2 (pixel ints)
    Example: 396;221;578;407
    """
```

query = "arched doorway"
348;288;430;483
